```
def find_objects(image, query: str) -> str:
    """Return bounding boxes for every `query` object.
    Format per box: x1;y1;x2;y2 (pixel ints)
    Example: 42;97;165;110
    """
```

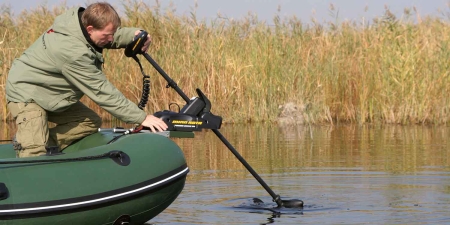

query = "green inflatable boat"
0;129;192;225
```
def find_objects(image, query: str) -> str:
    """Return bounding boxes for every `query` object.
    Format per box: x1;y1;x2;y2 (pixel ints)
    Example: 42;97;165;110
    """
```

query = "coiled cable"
138;75;150;110
131;55;151;110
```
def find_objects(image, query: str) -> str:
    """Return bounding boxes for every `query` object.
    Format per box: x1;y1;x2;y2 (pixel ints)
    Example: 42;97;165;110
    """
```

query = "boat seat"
0;183;8;200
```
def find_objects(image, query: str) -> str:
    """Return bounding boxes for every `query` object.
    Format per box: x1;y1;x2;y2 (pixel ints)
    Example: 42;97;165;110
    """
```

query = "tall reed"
1;1;450;124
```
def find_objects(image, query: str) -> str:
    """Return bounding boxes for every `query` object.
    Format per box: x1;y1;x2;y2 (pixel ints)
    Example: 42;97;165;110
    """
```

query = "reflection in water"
1;122;449;224
171;123;450;177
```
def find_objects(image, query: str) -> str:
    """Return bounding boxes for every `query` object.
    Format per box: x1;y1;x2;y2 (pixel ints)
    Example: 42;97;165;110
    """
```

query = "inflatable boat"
0;129;192;225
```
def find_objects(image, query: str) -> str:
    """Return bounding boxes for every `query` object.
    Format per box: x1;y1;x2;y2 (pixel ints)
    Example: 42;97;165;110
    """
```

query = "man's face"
86;23;116;47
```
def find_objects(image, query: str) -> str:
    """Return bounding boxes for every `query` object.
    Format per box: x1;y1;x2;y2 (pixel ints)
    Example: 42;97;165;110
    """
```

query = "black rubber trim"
0;164;188;219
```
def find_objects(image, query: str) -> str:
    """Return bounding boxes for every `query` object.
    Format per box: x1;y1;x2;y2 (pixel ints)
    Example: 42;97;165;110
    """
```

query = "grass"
1;1;450;124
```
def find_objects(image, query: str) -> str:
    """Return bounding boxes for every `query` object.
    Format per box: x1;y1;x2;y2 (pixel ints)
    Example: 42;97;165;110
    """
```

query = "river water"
151;124;450;224
1;123;449;224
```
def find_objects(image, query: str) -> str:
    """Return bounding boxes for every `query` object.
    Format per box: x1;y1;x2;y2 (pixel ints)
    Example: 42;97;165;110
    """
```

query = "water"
2;123;449;224
150;124;450;224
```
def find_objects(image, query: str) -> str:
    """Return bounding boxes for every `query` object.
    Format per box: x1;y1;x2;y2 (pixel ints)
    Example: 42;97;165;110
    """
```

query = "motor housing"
154;110;222;132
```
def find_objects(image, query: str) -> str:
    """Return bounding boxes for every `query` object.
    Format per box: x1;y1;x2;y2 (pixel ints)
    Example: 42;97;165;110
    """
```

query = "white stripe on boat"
0;167;189;213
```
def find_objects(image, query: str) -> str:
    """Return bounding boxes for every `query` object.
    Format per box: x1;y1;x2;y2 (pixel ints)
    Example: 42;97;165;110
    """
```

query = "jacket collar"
78;8;103;53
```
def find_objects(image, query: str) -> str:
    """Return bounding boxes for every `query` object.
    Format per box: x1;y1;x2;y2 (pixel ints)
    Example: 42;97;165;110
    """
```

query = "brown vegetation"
1;1;450;124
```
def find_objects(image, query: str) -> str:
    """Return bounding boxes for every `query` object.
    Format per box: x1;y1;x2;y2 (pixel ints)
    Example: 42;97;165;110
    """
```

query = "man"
6;2;168;158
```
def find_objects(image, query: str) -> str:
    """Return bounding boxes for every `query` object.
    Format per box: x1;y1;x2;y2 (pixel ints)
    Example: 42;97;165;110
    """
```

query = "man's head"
81;2;121;47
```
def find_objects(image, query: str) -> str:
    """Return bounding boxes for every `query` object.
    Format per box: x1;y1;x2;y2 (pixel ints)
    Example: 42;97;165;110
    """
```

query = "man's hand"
141;115;168;132
134;30;152;52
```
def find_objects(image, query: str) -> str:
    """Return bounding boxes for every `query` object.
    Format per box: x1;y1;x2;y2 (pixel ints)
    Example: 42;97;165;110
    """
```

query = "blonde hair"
81;2;121;30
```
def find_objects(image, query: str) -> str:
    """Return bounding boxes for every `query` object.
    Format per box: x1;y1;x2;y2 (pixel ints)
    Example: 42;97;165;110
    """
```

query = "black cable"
168;103;181;112
132;55;151;110
138;75;150;110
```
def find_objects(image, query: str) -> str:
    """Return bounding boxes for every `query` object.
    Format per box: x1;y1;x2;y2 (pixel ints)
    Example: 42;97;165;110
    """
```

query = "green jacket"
6;7;146;124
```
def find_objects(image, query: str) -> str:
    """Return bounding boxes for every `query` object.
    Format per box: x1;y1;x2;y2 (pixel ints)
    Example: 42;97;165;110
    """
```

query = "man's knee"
86;113;102;130
12;104;49;158
93;114;102;128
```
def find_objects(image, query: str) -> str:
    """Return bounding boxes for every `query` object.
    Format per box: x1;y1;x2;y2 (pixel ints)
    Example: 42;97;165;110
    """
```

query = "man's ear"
86;25;94;34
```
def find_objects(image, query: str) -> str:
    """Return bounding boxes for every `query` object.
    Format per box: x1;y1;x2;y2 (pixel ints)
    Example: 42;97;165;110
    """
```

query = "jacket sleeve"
106;27;141;49
61;49;147;124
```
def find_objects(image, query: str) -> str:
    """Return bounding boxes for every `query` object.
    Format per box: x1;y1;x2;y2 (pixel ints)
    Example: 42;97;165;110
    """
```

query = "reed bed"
1;1;450;124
